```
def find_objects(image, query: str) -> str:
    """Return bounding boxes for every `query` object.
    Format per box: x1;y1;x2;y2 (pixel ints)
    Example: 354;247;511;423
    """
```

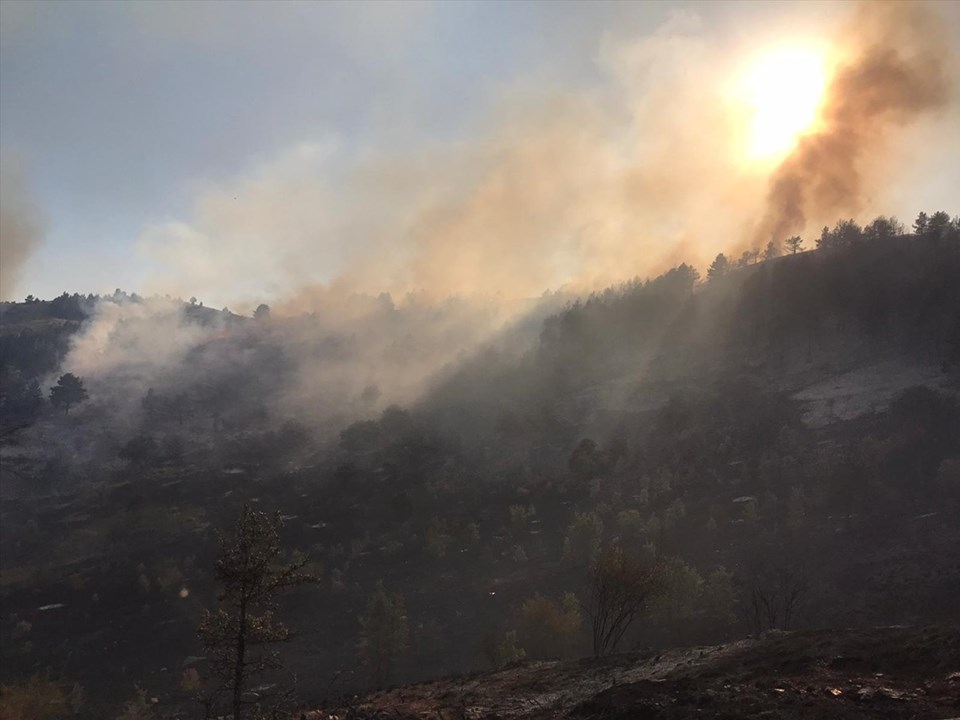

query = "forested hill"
1;213;959;717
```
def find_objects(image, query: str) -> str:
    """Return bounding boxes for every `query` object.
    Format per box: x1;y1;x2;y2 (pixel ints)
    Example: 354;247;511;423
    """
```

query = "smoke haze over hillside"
754;1;953;247
131;1;956;312
5;1;957;433
0;158;44;300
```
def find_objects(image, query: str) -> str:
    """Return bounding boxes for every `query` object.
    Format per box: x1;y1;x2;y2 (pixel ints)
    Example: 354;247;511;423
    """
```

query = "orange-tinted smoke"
754;1;951;246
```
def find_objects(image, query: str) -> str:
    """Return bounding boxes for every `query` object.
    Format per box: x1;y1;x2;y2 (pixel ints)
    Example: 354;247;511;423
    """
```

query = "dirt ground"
308;625;960;719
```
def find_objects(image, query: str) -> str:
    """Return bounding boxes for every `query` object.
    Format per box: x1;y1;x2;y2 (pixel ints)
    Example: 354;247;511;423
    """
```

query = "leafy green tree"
563;511;604;566
198;506;315;719
913;211;929;235
864;215;903;241
49;373;88;415
707;253;731;281
358;581;409;686
833;218;863;247
925;210;953;241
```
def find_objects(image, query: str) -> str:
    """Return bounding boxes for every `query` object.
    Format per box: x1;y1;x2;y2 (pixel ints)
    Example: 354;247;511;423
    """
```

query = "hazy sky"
1;1;957;306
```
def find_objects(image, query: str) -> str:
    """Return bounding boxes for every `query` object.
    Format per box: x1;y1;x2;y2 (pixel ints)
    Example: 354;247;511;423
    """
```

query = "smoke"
140;9;764;308
141;2;955;309
753;1;952;245
54;2;958;438
0;158;44;300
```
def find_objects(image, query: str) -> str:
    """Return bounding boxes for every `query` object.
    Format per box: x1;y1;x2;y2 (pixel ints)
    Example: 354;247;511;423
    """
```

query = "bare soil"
310;625;960;719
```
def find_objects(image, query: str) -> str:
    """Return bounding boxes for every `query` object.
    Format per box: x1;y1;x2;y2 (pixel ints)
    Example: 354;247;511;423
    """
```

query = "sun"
741;47;829;161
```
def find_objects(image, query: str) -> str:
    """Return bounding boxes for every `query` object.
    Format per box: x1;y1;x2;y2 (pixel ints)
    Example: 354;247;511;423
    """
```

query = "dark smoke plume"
754;2;951;246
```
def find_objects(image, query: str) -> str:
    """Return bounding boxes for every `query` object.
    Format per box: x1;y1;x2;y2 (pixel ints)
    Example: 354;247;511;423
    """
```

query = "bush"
482;630;526;670
562;511;604;566
519;592;581;659
0;675;68;720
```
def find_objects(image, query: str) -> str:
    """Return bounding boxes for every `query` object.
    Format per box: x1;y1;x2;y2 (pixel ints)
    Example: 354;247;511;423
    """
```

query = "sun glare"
742;47;828;161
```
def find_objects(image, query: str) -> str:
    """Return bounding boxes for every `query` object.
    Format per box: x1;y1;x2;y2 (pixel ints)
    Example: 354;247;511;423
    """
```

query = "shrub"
519;592;581;659
0;675;68;720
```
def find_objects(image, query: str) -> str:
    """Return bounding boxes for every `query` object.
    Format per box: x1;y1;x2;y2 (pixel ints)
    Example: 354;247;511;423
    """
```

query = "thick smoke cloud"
140;9;763;307
140;2;955;311
753;2;952;246
56;1;956;436
0;159;44;300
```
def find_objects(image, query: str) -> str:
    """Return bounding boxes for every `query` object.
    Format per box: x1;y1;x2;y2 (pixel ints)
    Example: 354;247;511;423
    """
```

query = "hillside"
1;217;959;717
314;625;960;720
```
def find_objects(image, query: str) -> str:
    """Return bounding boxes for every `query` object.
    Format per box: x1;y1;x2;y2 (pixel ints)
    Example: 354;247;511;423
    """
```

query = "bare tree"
584;545;664;657
198;505;316;719
745;562;807;634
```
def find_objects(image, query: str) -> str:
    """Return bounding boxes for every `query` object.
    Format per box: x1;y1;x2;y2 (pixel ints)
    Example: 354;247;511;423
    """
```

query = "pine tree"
784;235;803;254
49;373;88;415
198;505;315;719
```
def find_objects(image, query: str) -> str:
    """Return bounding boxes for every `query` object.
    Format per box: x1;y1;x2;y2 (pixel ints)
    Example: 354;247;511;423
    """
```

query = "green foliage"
585;545;664;657
707;253;730;280
483;630;526;670
784;235;803;254
817;218;863;250
700;566;737;626
519;592;581;659
198;506;315;719
562;511;604;566
863;215;903;241
649;556;702;628
48;373;88;415
358;581;409;686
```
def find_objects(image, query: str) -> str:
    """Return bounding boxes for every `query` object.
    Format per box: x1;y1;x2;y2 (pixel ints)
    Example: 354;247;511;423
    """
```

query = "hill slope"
317;625;960;720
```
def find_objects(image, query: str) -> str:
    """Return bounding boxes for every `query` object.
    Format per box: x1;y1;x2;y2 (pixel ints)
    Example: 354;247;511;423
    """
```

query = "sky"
1;0;958;307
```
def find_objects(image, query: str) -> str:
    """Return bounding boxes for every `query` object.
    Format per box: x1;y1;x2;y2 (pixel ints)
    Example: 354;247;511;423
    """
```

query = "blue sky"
1;1;957;306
